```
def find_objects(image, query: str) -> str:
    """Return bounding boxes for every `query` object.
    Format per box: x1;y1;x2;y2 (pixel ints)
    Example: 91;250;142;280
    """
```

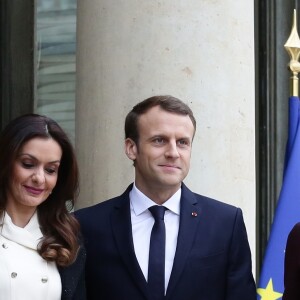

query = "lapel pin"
191;212;198;217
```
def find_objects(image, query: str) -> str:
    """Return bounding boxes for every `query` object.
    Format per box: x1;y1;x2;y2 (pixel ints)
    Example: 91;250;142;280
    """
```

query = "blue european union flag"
257;96;300;299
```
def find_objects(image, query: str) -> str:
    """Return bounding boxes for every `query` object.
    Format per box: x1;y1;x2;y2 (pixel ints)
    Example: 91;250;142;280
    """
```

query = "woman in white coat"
0;114;86;300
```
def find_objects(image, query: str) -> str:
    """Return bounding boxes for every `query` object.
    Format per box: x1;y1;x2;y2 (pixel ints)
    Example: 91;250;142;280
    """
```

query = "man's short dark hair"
125;95;196;144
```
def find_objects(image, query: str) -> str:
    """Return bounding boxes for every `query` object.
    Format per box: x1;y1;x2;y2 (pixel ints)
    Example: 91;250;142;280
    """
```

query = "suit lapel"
166;184;201;299
111;185;150;300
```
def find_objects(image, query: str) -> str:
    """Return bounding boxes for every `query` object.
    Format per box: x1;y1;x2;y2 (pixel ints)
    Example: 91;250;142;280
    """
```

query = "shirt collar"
0;210;43;250
130;183;181;216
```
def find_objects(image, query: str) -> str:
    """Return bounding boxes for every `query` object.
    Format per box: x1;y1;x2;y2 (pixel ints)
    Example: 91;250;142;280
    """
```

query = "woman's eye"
45;168;56;175
22;162;34;168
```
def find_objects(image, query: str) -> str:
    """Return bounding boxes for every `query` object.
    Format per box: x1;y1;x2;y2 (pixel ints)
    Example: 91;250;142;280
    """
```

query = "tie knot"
149;205;166;221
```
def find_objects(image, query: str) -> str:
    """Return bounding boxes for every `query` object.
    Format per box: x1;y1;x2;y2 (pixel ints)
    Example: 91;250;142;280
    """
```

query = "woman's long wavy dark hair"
0;114;80;266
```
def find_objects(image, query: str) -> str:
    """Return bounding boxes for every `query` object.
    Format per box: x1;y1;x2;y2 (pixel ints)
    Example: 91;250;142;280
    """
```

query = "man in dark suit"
75;95;256;300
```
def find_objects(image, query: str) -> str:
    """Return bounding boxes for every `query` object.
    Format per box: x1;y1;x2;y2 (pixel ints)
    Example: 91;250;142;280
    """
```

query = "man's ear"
125;138;137;161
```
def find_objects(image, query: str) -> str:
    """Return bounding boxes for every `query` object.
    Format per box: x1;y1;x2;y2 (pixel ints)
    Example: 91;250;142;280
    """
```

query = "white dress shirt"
0;211;61;300
130;184;181;292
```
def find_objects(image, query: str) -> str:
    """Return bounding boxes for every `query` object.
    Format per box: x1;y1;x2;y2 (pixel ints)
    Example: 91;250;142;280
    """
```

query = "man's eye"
154;138;164;144
178;140;189;146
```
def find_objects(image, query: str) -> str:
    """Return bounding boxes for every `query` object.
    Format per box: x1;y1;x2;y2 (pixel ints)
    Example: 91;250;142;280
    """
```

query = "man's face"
125;106;195;200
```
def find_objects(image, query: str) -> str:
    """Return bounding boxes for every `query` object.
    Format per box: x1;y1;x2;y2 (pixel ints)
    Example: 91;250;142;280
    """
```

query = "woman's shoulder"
288;222;300;241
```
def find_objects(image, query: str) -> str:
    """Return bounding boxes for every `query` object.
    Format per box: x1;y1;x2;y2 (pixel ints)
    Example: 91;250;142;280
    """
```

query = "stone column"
75;0;255;271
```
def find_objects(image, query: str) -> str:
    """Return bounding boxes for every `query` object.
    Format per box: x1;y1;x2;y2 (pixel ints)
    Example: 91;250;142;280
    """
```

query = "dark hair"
125;95;196;144
0;114;80;266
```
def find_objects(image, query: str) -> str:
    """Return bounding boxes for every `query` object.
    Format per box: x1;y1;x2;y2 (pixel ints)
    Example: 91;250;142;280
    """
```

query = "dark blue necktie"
148;205;166;300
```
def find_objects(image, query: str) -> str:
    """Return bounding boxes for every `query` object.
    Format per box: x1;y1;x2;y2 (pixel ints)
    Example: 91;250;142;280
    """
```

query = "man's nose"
165;141;180;158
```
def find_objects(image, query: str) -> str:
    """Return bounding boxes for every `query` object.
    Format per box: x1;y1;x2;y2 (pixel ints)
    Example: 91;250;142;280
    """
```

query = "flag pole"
284;9;300;97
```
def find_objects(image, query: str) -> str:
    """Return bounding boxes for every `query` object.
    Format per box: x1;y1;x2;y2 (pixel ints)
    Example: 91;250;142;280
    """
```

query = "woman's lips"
24;186;44;195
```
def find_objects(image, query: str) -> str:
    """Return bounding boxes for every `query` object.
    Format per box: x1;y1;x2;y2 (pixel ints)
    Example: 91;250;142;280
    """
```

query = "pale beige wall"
75;0;256;273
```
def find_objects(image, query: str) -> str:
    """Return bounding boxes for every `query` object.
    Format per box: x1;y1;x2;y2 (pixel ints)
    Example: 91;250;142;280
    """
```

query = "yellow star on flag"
257;278;283;300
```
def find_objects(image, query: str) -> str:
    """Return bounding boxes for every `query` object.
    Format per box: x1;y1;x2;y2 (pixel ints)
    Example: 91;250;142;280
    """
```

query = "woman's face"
6;137;62;213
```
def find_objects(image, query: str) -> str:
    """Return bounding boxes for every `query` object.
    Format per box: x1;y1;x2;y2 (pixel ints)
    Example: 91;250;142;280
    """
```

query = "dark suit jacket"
59;244;86;300
283;222;300;299
75;183;256;300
